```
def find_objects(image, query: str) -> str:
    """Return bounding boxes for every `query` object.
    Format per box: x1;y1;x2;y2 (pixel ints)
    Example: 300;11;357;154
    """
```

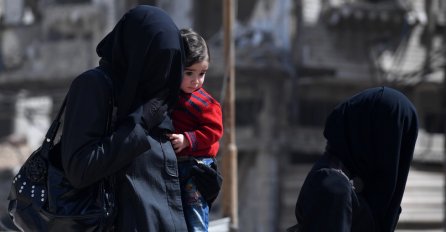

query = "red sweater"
171;88;223;157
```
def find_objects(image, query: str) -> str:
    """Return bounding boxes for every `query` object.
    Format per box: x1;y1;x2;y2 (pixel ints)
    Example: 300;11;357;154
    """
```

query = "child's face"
181;60;209;93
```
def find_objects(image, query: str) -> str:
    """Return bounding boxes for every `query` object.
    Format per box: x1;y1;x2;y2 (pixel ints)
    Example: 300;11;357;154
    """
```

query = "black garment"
294;155;375;232
96;5;184;120
190;161;223;207
61;5;187;232
293;87;419;232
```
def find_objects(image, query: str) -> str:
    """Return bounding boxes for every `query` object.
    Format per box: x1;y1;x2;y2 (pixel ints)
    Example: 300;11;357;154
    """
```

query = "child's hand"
167;133;190;153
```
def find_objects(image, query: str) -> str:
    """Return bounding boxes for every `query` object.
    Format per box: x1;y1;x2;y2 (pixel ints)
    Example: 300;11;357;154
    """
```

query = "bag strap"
42;67;116;158
41;95;67;156
93;67;117;132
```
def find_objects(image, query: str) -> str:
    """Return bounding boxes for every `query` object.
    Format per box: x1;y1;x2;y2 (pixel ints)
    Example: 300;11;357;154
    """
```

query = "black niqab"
96;5;184;120
323;86;418;231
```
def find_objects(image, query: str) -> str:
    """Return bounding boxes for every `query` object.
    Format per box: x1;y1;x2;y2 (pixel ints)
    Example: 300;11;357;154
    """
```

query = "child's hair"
180;28;210;67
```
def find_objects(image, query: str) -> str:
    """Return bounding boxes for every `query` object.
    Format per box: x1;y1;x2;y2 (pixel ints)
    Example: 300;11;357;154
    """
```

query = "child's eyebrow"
184;68;208;72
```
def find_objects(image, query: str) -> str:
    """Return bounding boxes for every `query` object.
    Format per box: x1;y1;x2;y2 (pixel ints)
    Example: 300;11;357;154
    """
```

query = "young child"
167;28;223;232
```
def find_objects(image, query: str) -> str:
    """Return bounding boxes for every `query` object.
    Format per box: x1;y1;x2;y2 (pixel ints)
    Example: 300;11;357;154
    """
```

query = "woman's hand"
167;133;190;153
141;90;169;131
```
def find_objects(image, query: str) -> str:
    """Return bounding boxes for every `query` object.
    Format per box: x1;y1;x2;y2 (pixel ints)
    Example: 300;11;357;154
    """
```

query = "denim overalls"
177;156;215;232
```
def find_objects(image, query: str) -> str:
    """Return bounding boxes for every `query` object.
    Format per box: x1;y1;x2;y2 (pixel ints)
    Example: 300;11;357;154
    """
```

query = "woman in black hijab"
61;5;187;231
288;87;418;232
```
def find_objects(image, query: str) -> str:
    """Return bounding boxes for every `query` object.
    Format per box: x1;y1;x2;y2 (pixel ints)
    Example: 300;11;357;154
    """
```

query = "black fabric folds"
96;5;184;122
61;5;187;232
323;86;418;231
293;86;418;232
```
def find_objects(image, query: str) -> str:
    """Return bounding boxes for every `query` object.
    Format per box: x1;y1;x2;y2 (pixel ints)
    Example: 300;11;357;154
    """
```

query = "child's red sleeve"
183;102;223;152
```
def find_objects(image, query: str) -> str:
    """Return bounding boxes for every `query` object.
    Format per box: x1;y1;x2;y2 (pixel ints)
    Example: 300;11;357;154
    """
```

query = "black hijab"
96;5;184;121
323;86;418;231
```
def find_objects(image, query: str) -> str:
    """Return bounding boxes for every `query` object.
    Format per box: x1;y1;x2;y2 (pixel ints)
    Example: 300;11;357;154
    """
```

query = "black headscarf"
323;86;418;231
96;5;184;121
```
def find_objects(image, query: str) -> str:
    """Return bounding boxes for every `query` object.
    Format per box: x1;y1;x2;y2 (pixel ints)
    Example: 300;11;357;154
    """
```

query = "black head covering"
96;5;184;120
323;86;418;230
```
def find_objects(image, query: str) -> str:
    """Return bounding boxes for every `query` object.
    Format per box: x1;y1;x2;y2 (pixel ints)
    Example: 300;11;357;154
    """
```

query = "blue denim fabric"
178;157;214;232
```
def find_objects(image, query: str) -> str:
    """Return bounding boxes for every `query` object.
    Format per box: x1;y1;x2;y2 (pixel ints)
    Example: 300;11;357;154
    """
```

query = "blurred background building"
0;0;445;231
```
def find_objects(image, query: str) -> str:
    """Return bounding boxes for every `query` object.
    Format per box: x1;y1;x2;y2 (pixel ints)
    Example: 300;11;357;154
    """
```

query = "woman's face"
180;60;209;93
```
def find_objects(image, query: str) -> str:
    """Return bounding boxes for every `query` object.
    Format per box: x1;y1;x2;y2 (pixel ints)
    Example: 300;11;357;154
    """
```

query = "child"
167;28;223;232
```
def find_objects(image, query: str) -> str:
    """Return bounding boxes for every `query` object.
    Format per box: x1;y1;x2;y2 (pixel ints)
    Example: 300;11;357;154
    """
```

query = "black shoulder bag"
8;68;116;232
